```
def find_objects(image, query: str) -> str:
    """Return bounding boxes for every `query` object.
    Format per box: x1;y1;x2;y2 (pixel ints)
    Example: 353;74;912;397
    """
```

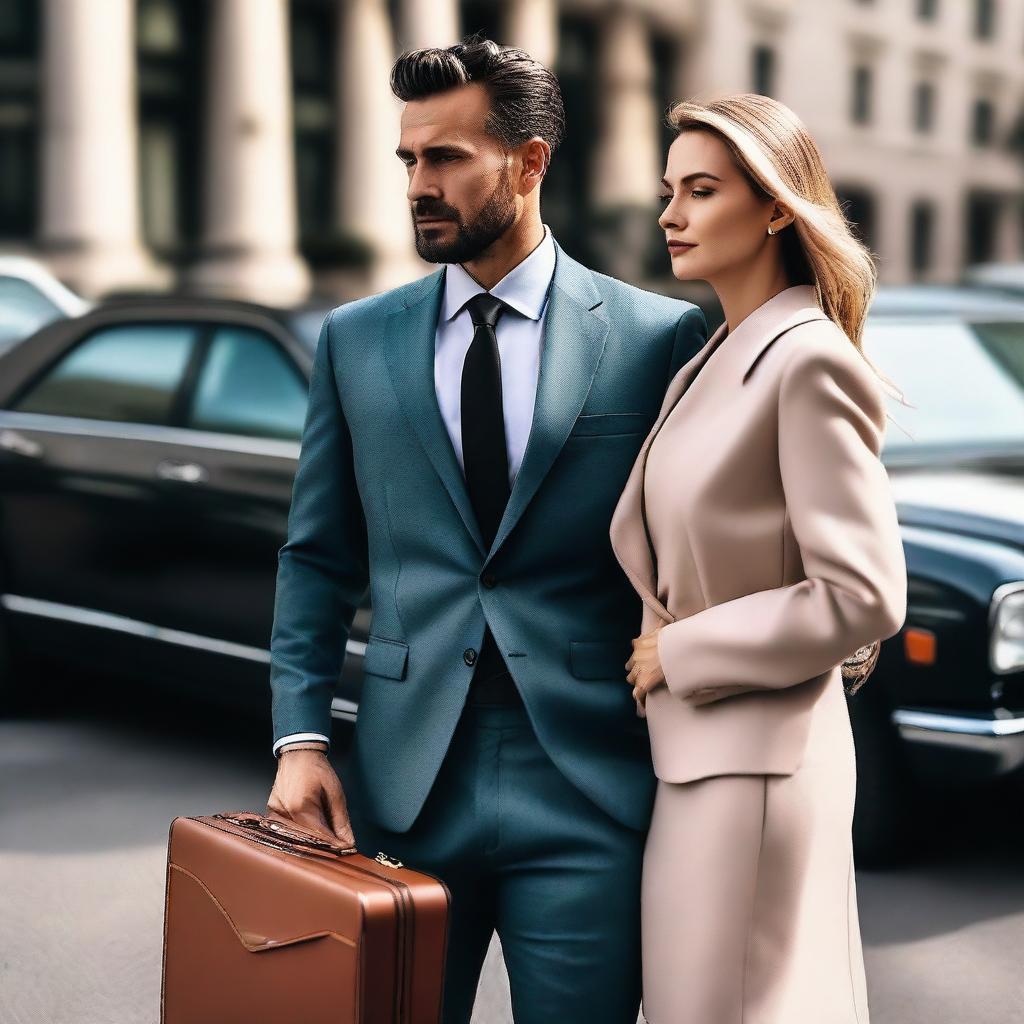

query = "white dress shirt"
274;226;558;756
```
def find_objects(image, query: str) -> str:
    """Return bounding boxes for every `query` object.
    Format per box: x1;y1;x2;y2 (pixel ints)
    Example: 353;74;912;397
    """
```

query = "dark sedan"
0;297;368;725
851;286;1024;862
2;288;1024;867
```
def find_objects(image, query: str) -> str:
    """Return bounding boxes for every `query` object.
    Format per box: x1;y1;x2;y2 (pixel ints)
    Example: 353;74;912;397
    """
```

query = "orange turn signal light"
904;628;936;665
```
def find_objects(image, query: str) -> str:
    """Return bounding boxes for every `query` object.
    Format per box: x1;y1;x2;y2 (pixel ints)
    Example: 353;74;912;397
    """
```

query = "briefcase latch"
375;852;404;869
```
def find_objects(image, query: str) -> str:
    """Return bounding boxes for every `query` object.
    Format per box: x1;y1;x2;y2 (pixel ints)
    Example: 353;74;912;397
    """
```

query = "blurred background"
2;0;1023;307
2;2;1024;1023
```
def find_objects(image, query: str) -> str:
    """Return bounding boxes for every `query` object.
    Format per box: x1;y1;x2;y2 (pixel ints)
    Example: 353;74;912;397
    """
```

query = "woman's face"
658;129;789;283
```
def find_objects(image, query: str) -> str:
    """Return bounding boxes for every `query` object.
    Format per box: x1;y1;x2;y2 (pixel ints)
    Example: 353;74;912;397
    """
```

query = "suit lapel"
609;286;831;621
484;245;609;563
382;269;487;555
609;323;727;622
382;248;607;562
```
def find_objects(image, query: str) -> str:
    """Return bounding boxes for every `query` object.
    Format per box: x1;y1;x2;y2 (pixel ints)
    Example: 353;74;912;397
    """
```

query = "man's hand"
266;749;355;848
625;625;667;706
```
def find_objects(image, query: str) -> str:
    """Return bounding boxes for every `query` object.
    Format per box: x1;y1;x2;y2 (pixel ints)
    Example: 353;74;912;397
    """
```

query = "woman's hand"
626;626;667;705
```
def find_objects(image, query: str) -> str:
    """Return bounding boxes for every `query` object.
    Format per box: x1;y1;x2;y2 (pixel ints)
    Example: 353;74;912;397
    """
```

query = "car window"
12;323;196;424
863;320;1024;452
187;326;307;440
0;276;63;351
974;321;1024;389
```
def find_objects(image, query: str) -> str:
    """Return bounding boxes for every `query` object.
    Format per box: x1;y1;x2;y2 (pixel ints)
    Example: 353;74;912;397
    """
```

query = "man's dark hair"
390;35;565;156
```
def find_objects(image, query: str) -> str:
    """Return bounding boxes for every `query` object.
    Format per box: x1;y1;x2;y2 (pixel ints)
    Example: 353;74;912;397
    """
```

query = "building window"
966;190;1000;264
917;0;939;19
913;81;935;133
544;14;599;265
851;65;873;125
971;97;996;146
836;186;877;252
909;200;935;275
291;0;336;256
0;0;39;240
974;0;995;39
137;0;205;261
752;45;776;97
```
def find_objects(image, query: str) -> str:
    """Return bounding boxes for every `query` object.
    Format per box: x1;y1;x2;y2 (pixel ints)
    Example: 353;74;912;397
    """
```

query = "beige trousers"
640;688;870;1024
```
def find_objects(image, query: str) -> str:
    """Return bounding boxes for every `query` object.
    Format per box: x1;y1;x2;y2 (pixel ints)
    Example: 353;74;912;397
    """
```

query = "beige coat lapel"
609;285;829;623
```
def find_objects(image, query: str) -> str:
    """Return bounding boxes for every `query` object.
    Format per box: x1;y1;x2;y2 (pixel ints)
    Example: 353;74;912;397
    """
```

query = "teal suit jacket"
269;240;707;833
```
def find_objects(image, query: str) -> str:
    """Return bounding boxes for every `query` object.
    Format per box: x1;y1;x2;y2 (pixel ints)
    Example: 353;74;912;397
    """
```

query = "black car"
1;288;1023;866
0;297;367;726
851;286;1024;862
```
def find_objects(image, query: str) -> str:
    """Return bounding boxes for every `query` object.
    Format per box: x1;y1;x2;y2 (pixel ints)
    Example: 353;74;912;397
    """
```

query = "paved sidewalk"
2;690;1023;1024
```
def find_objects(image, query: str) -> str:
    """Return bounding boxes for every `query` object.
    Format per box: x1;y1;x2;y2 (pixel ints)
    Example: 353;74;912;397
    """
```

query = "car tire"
849;685;920;866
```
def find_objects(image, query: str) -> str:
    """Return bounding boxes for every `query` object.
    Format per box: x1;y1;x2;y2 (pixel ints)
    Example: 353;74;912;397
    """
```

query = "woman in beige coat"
609;94;908;1023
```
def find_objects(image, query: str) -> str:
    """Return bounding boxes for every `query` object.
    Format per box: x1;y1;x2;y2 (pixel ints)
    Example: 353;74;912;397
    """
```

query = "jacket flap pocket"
570;413;648;437
362;634;409;680
570;640;629;680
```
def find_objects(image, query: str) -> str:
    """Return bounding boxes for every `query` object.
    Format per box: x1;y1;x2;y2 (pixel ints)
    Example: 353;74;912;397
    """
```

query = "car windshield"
863;319;1024;458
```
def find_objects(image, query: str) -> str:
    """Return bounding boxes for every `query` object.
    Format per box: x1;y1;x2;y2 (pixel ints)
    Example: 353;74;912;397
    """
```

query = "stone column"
185;0;310;304
40;0;167;297
502;0;559;67
397;0;460;51
589;6;660;281
878;191;912;285
336;0;424;293
932;187;965;284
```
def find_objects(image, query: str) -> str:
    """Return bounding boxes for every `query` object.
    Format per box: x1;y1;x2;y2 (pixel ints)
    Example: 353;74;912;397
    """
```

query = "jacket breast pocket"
569;413;648;437
570;640;630;680
362;634;409;680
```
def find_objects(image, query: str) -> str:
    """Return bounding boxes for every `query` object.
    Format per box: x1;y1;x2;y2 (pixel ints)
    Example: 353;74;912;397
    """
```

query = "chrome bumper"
892;708;1024;775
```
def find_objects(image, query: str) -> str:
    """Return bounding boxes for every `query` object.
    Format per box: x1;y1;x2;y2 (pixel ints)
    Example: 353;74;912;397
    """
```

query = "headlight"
990;583;1024;674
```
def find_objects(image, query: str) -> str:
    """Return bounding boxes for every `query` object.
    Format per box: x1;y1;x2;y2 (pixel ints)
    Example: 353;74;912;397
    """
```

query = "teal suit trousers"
347;703;646;1024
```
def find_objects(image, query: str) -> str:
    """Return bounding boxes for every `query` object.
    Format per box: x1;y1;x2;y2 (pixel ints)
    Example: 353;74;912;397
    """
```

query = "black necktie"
461;293;511;549
460;292;521;705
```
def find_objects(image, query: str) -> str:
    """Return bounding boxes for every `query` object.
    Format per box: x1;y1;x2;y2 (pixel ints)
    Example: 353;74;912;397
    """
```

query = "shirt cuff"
273;732;331;757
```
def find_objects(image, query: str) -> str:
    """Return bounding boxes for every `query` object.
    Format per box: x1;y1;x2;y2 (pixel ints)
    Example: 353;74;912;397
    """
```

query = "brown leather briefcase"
161;810;451;1024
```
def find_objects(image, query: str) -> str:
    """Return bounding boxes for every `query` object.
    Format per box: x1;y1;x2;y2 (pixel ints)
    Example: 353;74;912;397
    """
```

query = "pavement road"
2;664;1023;1024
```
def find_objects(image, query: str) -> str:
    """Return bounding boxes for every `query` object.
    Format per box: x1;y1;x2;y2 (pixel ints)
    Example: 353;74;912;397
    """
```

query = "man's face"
397;82;519;264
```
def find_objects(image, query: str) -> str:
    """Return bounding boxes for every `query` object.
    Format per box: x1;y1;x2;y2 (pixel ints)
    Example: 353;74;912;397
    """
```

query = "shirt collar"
441;224;556;323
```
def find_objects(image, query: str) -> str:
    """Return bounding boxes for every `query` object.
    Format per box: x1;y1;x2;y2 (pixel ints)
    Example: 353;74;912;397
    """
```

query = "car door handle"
155;459;208;484
0;429;43;458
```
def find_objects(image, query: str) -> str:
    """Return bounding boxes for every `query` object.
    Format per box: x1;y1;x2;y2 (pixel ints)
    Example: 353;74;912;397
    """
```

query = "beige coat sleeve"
656;335;907;704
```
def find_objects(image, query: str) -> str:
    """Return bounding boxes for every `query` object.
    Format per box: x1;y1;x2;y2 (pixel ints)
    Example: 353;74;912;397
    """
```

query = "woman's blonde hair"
667;93;904;403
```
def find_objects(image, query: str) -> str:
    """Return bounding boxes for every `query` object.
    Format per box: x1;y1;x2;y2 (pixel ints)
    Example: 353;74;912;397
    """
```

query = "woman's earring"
767;225;775;236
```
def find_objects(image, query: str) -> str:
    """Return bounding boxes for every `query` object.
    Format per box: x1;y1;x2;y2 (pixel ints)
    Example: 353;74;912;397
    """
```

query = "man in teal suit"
267;37;706;1024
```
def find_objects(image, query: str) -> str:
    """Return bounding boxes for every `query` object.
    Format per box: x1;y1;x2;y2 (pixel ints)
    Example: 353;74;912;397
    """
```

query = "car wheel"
849;685;920;866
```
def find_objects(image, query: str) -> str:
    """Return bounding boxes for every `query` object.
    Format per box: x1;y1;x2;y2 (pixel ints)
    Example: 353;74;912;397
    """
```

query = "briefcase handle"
212;811;357;857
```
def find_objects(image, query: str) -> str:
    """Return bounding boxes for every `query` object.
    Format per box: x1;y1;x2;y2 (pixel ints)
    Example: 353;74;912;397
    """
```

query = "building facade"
1;0;1022;303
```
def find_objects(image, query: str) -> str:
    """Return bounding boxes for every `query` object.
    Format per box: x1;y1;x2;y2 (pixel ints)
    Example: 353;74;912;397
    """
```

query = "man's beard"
412;171;517;264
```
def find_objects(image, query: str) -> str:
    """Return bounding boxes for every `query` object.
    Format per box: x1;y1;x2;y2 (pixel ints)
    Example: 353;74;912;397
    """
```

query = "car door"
165;322;366;718
0;320;203;673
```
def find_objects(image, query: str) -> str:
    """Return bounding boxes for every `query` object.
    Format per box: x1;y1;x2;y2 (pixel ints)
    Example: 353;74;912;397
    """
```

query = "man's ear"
518;137;550;195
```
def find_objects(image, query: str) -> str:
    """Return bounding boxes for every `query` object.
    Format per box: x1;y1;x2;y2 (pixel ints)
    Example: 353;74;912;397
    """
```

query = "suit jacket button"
463;648;477;666
481;573;497;589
